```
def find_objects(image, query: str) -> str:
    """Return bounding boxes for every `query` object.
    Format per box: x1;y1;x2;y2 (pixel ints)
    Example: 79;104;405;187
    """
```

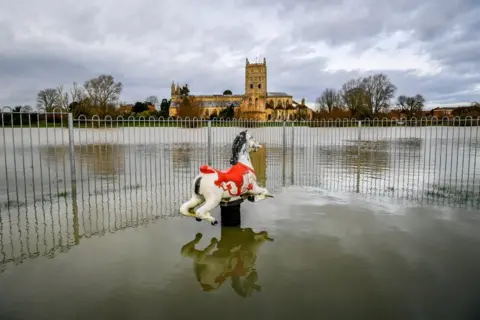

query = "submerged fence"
1;109;480;268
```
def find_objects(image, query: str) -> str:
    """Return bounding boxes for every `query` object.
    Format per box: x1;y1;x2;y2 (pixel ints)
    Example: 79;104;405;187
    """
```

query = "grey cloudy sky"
1;0;479;109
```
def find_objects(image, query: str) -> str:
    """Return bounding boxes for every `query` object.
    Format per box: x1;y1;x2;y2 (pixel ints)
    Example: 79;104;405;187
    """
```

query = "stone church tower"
240;57;268;120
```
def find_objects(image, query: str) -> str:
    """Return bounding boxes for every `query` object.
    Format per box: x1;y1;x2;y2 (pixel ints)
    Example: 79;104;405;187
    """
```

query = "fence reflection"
1;176;195;272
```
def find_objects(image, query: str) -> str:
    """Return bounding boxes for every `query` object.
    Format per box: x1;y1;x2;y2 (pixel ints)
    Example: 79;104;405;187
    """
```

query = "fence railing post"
356;120;362;193
67;113;79;244
282;120;286;187
68;113;77;187
207;120;212;166
291;120;294;185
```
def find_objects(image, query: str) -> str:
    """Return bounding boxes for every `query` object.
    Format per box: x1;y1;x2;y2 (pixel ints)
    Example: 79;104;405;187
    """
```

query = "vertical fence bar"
67;113;79;244
282;120;286;187
207;120;212;166
290;120;295;186
67;113;77;190
356;120;362;193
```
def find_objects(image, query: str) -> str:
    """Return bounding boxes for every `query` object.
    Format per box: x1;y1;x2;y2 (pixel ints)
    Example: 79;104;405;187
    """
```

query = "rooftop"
200;101;241;107
195;94;244;98
267;92;291;97
170;101;241;108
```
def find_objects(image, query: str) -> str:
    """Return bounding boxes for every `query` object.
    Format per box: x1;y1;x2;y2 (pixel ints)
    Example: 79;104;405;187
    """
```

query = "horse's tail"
194;176;202;195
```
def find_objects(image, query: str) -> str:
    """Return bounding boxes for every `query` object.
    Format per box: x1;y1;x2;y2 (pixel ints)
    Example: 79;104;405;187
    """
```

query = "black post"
220;198;243;227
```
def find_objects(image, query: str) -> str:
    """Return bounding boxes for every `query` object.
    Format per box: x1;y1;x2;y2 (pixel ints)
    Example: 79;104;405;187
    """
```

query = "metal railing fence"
1;109;479;269
1;110;479;209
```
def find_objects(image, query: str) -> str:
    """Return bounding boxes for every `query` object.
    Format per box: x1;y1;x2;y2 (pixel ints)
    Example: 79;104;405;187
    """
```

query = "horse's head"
244;130;262;152
230;130;261;165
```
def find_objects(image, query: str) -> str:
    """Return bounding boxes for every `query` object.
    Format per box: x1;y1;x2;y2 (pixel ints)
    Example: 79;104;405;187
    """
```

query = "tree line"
2;72;478;123
1;75;239;122
315;73;479;119
1;74;171;120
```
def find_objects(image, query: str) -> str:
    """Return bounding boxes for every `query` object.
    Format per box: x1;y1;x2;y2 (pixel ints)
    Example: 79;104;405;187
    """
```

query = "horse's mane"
229;130;247;165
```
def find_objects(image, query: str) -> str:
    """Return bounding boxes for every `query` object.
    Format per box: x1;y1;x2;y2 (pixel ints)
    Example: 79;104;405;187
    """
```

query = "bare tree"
70;82;85;103
397;94;425;118
22;105;33;112
55;85;70;111
145;95;159;106
63;82;90;117
83;74;123;112
36;88;59;111
340;78;368;117
362;73;397;117
316;88;340;113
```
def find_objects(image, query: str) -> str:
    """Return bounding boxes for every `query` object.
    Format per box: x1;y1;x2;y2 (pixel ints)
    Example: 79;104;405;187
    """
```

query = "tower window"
249;98;252;104
250;84;253;89
258;84;261;89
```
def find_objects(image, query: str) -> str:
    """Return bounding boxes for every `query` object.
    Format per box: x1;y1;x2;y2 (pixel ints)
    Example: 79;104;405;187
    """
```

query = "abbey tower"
240;58;268;119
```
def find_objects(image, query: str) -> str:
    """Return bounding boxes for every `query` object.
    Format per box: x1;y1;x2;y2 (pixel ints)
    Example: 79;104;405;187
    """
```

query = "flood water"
1;187;480;319
0;124;480;319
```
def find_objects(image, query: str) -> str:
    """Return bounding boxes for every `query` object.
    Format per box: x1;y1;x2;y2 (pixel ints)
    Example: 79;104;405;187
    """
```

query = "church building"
169;57;313;120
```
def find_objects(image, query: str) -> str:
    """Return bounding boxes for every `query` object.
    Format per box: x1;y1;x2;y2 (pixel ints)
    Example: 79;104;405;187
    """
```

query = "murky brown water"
1;125;480;319
1;187;480;319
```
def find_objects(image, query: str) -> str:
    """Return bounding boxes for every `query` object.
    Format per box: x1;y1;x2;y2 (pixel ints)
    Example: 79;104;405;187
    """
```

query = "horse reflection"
180;227;273;297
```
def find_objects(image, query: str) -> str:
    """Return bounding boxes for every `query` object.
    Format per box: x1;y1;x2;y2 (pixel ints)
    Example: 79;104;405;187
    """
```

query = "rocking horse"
180;130;273;225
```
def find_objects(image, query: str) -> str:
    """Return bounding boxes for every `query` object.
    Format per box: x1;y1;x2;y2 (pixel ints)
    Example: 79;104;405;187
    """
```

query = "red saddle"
199;163;256;196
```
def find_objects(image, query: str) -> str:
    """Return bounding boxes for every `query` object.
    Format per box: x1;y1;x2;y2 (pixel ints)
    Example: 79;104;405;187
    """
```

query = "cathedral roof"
195;94;244;98
171;100;241;108
200;101;241;107
267;92;291;97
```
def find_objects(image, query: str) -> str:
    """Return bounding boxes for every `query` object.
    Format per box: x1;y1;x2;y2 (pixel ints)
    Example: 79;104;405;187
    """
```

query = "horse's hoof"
195;218;202;222
211;220;218;226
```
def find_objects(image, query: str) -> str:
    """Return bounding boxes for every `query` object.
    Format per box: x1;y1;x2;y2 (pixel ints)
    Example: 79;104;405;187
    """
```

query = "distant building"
169;57;313;120
431;107;456;118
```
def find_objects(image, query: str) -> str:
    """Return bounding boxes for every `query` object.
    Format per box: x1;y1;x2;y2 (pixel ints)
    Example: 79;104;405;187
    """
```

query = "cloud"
0;0;479;108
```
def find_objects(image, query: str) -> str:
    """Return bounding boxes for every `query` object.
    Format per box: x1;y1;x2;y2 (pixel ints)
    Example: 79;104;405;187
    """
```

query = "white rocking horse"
180;130;273;225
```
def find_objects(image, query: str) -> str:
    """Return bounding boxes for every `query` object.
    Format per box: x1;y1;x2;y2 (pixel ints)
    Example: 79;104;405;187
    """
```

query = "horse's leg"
180;194;204;217
250;181;267;194
180;233;203;258
248;181;272;201
195;192;222;224
196;237;219;262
